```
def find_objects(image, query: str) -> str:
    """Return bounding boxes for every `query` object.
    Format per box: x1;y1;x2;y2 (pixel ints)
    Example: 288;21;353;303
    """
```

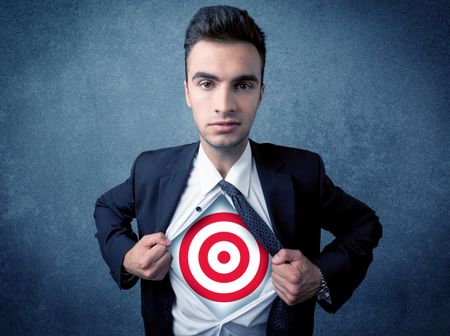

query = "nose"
214;86;237;113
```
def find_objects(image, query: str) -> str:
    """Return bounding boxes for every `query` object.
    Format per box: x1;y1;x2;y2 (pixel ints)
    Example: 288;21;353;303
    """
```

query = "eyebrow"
191;71;259;84
192;71;219;81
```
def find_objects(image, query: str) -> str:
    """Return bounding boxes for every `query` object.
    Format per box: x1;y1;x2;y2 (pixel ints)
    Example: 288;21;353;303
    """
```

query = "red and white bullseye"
207;241;240;274
179;212;269;302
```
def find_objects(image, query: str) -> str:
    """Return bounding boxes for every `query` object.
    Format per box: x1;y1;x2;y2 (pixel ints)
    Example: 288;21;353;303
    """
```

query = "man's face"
184;40;264;153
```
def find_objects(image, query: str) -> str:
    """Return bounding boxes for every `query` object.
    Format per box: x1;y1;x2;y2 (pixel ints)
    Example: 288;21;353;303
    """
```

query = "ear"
258;83;265;104
184;80;192;108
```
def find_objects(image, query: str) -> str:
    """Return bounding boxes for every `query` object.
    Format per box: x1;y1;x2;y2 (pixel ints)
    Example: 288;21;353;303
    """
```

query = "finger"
272;273;304;306
130;244;168;271
139;233;171;248
152;252;173;280
272;277;295;306
143;252;173;280
142;243;169;265
271;262;302;284
271;262;289;279
271;270;294;293
272;267;303;296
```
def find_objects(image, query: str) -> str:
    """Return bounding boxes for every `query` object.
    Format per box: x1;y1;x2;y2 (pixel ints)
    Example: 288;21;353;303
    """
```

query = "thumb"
272;249;302;264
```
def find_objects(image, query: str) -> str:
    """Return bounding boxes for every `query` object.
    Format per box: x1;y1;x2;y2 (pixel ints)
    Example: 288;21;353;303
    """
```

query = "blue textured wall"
1;1;449;335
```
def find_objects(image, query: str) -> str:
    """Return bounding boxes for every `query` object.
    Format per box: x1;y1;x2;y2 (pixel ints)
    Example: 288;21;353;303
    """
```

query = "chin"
203;135;248;150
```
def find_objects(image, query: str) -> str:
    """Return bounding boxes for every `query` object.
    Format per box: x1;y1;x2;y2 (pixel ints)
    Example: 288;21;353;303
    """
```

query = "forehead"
186;40;262;81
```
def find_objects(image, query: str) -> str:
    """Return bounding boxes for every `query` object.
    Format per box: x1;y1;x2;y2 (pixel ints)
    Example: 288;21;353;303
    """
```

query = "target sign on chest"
169;195;272;318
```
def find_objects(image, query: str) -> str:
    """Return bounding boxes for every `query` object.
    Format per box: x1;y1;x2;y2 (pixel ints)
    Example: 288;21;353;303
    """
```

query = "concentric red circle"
179;212;269;302
199;231;249;282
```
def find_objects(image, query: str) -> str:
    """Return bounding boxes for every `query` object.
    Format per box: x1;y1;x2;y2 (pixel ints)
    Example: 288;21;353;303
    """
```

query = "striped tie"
218;180;294;335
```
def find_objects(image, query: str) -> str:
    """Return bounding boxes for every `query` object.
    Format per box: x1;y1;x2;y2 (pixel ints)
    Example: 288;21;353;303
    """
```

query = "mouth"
209;120;241;133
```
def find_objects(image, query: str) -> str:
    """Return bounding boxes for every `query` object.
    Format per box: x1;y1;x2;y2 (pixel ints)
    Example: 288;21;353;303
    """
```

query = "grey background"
1;0;449;335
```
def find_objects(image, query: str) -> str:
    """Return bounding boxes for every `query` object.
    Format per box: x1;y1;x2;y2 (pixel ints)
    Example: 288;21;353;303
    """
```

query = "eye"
199;81;214;89
235;82;254;90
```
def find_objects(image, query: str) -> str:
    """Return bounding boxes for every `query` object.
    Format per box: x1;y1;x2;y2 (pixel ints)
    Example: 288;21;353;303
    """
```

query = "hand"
123;232;172;281
271;249;321;306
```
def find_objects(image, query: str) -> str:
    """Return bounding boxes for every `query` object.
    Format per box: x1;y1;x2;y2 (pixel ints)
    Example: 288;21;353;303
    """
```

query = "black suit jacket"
94;141;382;335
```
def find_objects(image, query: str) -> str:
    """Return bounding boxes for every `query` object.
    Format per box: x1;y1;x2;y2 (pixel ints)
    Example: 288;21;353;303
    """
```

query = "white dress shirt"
166;142;277;335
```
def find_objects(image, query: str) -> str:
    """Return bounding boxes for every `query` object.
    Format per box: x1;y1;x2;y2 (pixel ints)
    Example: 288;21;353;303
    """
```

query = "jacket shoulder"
133;142;199;169
252;142;322;167
254;142;318;157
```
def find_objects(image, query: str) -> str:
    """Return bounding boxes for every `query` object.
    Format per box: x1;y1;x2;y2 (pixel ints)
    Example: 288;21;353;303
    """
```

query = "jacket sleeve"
94;157;140;289
313;155;382;313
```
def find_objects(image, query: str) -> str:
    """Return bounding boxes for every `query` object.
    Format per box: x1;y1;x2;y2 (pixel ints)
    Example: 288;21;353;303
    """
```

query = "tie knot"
218;180;240;197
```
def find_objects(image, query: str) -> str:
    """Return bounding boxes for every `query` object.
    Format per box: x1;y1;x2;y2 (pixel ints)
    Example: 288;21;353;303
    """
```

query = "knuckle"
141;234;152;242
154;232;164;239
286;284;301;297
289;273;301;284
278;249;288;258
144;269;155;279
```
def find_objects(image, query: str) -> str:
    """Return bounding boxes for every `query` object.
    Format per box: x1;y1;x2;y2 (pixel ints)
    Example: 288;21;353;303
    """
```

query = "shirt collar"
198;142;252;197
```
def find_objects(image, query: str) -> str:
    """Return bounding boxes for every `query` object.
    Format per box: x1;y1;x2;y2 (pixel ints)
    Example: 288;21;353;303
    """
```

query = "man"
94;5;382;336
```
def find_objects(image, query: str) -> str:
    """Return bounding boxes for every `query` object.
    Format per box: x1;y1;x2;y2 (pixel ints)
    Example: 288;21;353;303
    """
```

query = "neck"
201;139;248;178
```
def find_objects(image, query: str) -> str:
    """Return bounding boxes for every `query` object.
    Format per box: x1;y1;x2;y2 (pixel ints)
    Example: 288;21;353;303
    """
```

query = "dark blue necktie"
218;180;294;335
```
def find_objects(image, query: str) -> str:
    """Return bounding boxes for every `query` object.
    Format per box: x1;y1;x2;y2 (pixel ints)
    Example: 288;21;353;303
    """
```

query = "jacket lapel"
251;141;296;248
156;142;199;233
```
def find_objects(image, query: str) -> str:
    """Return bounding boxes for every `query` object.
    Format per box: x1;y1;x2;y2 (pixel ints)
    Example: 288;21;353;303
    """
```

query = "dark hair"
184;5;266;83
